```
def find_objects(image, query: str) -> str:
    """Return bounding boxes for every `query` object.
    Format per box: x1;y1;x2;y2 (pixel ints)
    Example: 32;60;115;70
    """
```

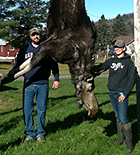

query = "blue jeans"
23;83;49;139
109;91;129;124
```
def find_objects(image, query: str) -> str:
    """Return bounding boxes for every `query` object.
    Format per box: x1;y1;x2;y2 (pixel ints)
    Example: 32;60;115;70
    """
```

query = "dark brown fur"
1;0;98;117
31;0;96;96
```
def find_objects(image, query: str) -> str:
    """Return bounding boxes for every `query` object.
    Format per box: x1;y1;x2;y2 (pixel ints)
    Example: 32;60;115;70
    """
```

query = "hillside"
94;13;134;36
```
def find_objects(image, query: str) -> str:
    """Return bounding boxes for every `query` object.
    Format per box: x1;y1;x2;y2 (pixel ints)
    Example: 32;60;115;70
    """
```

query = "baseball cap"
114;40;125;48
30;28;40;36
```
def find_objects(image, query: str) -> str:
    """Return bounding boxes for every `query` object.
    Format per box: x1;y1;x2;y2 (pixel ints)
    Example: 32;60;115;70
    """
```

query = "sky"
45;0;134;22
85;0;134;22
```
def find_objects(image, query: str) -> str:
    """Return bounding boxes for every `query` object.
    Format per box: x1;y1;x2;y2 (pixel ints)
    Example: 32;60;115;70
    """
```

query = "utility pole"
134;0;140;132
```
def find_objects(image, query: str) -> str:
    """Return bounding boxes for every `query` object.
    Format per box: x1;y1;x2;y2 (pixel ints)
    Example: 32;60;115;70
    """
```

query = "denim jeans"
109;91;129;124
23;83;49;139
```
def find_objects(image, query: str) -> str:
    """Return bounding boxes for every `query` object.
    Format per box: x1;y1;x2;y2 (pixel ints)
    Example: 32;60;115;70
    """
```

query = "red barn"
0;39;19;59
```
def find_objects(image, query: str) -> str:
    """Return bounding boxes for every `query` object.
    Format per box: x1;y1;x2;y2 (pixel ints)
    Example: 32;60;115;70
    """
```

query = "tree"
0;0;19;41
95;15;111;51
134;0;140;132
0;0;49;48
0;0;16;21
112;14;127;38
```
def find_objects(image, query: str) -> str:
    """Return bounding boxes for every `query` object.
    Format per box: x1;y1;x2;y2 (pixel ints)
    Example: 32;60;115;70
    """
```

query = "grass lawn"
0;77;139;155
0;60;109;76
0;62;70;75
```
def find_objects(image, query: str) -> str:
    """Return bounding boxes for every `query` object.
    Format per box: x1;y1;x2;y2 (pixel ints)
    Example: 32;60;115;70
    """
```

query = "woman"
99;40;135;153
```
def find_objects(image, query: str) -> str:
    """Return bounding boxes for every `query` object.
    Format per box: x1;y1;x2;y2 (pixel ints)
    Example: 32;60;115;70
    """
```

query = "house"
126;39;135;57
0;39;19;60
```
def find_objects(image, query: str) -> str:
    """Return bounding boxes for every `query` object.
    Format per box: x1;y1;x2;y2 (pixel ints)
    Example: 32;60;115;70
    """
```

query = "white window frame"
9;45;15;51
1;46;3;52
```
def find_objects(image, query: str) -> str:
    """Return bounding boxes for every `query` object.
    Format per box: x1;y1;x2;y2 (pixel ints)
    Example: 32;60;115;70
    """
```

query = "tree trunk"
134;0;140;132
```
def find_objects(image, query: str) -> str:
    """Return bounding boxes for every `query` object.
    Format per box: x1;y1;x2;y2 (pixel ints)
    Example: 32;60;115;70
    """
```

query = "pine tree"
112;14;127;38
0;0;19;40
0;0;49;48
95;15;111;51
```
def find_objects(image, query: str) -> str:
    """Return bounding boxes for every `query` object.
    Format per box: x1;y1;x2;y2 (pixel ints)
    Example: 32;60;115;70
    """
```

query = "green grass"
0;78;139;155
0;62;13;75
0;62;70;75
0;61;109;76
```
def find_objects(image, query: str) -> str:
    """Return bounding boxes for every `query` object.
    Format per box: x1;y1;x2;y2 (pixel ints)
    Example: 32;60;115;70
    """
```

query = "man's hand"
52;81;60;89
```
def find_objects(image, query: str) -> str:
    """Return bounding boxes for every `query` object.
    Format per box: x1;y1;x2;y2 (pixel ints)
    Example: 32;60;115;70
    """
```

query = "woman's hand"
119;93;125;102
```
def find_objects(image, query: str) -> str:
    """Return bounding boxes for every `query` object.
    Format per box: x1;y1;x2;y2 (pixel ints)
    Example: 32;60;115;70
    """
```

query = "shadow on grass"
128;104;140;145
0;114;23;151
0;85;18;91
49;95;75;101
0;115;23;135
0;91;138;151
131;91;136;94
128;104;137;121
95;92;109;95
0;138;22;152
98;100;110;107
0;67;9;70
0;61;11;64
99;103;139;146
46;97;112;136
0;108;23;116
48;95;75;107
132;121;140;146
45;111;93;135
99;110;117;136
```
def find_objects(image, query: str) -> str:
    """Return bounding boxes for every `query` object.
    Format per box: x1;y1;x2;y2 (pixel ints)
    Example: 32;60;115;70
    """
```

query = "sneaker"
24;135;33;142
37;135;45;143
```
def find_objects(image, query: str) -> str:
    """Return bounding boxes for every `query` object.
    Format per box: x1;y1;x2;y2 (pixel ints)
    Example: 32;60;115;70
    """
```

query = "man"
11;28;60;142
